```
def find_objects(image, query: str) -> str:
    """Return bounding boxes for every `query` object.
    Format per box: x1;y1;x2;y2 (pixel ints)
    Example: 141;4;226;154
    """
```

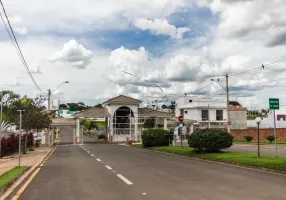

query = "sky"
1;0;286;109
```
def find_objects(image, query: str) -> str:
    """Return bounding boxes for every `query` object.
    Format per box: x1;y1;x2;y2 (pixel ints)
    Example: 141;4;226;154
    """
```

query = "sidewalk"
0;147;51;176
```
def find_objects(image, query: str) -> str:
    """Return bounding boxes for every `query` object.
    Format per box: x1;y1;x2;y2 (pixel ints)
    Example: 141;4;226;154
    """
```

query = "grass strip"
134;145;286;172
0;166;27;188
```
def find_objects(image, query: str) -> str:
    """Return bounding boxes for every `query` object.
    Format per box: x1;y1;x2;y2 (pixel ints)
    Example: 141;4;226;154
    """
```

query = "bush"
141;129;169;147
143;118;155;129
244;135;253;142
188;129;233;152
35;140;41;147
266;135;275;143
98;133;106;140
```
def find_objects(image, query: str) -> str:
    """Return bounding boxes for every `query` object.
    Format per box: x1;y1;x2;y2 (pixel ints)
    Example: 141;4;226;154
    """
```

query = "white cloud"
49;40;93;69
9;16;28;35
202;0;286;47
106;46;149;85
133;18;190;39
165;55;201;81
30;65;42;74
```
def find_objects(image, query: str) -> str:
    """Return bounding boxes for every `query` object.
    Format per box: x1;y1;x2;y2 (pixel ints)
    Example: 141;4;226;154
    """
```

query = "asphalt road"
60;126;100;144
14;143;286;199
228;144;286;157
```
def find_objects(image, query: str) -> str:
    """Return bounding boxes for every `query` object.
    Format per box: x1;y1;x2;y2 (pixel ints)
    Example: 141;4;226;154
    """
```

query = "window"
201;110;209;121
216;110;223;121
189;99;192;103
180;109;184;116
185;111;188;114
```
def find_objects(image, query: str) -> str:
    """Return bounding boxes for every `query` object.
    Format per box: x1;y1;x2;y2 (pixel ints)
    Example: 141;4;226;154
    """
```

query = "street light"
255;117;262;158
48;81;69;110
211;77;230;133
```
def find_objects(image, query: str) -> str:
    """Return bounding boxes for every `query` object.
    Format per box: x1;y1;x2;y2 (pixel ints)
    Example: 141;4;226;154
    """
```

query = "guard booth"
73;95;170;143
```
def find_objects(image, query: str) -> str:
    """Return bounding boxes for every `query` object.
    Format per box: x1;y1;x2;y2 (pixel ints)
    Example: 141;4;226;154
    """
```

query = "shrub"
141;129;169;147
143;118;155;129
35;140;41;147
98;133;106;140
266;135;275;143
244;135;253;142
188;129;233;152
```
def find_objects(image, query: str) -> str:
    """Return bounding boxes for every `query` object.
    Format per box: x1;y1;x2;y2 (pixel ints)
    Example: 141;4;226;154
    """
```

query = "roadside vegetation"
137;128;286;172
0;166;27;188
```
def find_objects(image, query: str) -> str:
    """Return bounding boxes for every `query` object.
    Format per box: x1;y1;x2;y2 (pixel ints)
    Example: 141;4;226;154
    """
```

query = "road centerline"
106;165;112;170
117;174;133;185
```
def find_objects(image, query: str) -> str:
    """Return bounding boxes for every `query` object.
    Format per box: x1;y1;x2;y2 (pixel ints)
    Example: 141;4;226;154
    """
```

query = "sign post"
269;98;279;157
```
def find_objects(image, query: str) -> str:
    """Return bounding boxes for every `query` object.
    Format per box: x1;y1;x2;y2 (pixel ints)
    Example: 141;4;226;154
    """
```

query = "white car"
33;133;42;141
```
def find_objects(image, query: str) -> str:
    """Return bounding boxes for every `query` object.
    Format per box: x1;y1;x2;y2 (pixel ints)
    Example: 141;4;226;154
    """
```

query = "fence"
231;128;286;142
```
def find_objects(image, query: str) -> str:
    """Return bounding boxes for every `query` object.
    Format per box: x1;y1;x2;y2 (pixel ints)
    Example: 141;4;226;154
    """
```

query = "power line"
230;77;286;89
228;58;286;77
0;0;45;93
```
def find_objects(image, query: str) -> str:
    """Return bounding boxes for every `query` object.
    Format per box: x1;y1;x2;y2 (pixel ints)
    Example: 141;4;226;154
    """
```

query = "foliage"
167;101;175;110
1;133;34;157
229;101;241;106
94;104;103;108
188;129;233;152
141;129;169;147
143;118;155;128
161;104;167;109
244;135;254;142
200;152;286;171
59;104;68;110
60;102;91;111
88;121;98;130
35;140;41;147
98;133;107;140
0;166;27;188
266;135;275;143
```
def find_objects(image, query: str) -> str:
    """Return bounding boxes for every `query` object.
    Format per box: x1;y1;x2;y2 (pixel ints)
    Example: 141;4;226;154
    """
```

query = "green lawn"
133;145;286;172
200;152;286;171
150;146;196;156
0;166;27;188
96;121;105;128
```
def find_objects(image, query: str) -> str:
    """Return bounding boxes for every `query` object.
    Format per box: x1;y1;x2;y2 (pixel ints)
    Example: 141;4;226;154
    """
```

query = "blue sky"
1;0;286;108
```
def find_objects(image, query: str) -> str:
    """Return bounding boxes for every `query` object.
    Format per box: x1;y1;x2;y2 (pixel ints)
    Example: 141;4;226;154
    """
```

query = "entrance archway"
113;106;134;136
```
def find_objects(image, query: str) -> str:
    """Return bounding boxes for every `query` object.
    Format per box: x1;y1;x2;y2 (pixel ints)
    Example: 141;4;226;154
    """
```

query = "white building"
175;96;228;129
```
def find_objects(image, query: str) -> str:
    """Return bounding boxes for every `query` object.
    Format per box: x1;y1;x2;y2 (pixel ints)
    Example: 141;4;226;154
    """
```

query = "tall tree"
94;104;103;108
229;101;241;106
161;104;167;109
59;104;68;110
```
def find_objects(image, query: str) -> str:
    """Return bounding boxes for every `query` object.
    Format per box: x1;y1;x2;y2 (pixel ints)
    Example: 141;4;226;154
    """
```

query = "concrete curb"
0;143;58;200
0;167;31;196
123;145;286;177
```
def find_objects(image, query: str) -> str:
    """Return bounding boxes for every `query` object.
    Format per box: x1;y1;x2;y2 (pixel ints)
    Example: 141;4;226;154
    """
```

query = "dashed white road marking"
87;151;90;153
40;164;44;167
106;165;112;170
91;154;94;157
112;170;116;173
117;174;133;185
142;193;147;195
96;158;101;162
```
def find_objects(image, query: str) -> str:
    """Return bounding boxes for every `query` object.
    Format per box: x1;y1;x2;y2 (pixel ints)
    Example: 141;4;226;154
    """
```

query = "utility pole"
48;89;51;110
226;74;230;133
17;110;25;167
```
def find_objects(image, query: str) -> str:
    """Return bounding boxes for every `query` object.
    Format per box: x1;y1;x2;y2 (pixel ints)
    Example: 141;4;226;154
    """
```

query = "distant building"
229;105;247;129
175;96;247;130
175;96;227;129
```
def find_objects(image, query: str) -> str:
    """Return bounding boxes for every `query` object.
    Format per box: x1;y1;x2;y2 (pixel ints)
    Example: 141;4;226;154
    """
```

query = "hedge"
188;129;233;152
1;132;34;157
141;129;170;147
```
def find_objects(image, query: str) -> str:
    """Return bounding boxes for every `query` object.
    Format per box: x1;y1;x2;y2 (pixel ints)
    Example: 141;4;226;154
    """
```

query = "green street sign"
176;122;185;126
269;98;279;110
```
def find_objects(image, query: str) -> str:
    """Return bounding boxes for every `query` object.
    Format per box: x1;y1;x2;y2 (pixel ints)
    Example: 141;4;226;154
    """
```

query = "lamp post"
255;117;262;157
179;123;183;147
47;81;69;147
17;110;25;166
